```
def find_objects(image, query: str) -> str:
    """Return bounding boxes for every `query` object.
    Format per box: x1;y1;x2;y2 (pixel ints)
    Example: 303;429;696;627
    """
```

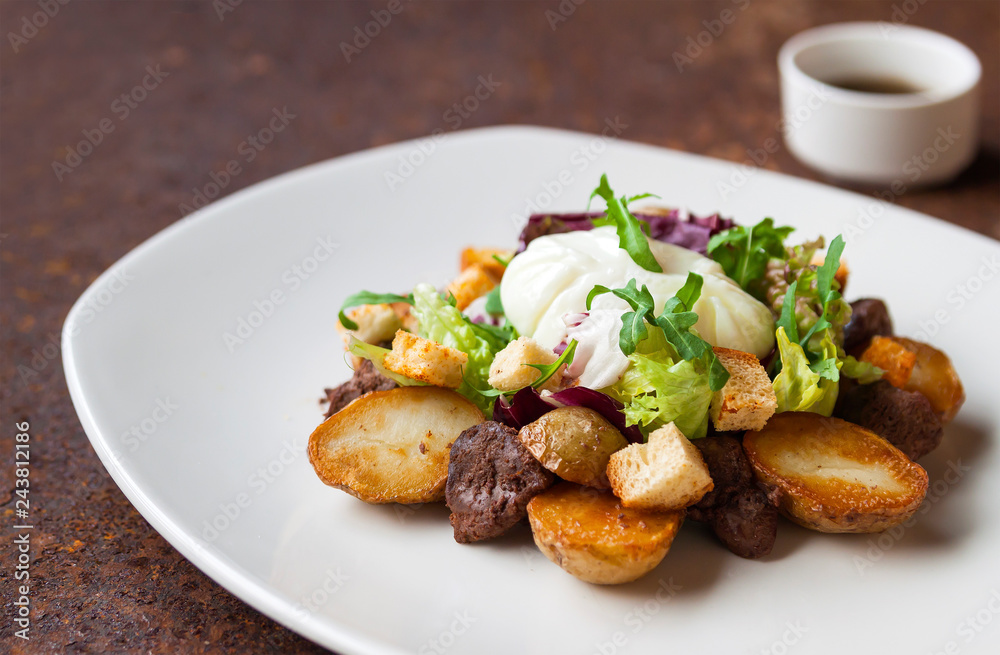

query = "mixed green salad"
337;175;882;439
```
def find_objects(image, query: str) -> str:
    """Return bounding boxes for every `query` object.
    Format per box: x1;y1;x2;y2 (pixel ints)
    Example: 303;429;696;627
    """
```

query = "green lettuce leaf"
841;355;884;384
604;349;713;439
411;283;508;415
772;327;840;416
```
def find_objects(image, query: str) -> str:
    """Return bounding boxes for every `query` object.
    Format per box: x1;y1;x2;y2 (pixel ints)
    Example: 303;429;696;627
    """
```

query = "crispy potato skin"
894;337;965;422
308;387;484;504
743;413;928;533
518;407;628;488
861;336;965;422
527;483;684;584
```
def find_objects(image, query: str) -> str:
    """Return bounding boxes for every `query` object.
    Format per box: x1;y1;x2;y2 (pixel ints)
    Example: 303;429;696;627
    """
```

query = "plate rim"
61;124;999;655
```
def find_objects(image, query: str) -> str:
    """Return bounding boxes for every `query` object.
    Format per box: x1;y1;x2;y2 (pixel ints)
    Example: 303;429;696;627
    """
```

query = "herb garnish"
707;218;794;290
588;175;663;273
587;273;730;392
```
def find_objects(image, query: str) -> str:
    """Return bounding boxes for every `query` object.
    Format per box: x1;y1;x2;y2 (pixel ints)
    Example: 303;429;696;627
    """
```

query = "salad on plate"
307;175;964;584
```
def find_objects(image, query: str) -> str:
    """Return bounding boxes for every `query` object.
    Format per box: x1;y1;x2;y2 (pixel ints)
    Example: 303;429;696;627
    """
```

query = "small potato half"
527;483;684;585
744;413;928;533
308;387;483;504
518;406;628;488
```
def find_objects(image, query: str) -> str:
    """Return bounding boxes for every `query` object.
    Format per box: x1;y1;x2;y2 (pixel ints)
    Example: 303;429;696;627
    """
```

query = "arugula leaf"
588;273;730;392
339;291;413;330
528;340;578;389
484;285;504;315
815;235;845;305
707;354;731;392
776;279;800;344
588;174;663;273
491;253;512;268
798;236;845;349
465;340;577;400
587;279;655;355
707;218;794;289
654;273;709;361
467;320;517;347
626;192;660;204
673;272;703;311
586;284;612;309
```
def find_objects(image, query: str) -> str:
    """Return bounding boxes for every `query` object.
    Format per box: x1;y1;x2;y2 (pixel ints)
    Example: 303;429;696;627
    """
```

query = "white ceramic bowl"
778;22;981;186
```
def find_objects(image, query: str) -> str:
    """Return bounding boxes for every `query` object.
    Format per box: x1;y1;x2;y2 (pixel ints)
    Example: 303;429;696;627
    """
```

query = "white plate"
64;126;1000;655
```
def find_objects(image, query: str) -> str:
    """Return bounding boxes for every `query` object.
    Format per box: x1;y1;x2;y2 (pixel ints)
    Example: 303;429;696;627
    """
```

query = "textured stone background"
1;1;997;653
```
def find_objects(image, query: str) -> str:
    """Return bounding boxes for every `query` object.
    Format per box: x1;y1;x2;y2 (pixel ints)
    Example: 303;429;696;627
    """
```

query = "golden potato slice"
308;387;484;504
527;483;684;584
894;337;965;422
743;413;928;533
518;407;628;488
861;336;965;421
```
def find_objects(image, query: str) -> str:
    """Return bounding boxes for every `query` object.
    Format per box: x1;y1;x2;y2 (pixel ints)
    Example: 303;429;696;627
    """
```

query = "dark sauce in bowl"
825;76;925;94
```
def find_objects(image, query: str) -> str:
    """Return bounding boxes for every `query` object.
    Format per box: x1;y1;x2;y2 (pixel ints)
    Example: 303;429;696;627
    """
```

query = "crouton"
488;336;563;392
335;303;402;347
383;330;467;388
710;347;777;432
860;335;917;388
606;423;714;511
460;247;513;280
445;263;498;311
390;301;419;333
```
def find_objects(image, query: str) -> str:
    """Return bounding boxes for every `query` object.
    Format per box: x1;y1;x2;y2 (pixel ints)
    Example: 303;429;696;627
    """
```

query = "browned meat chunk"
689;435;752;522
843;298;893;357
446;421;555;544
711;487;779;559
836;380;943;460
323;358;397;418
691;434;777;559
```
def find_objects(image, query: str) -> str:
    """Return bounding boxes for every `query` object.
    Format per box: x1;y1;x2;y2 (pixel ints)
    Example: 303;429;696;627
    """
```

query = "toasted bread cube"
335;304;403;367
460;247;513;280
488;336;563;392
710;347;777;432
390;301;419;333
606;423;714;511
860;335;917;387
335;304;401;346
383;330;467;388
445;263;497;311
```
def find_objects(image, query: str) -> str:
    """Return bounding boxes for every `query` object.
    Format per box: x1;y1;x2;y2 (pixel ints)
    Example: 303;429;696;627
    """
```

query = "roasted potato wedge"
518;406;628;488
860;336;964;421
527;483;684;584
893;337;965;422
859;336;916;387
308;387;484;504
743;413;928;533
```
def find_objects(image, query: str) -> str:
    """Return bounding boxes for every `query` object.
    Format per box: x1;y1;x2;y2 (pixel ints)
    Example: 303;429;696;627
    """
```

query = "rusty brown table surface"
1;1;997;653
